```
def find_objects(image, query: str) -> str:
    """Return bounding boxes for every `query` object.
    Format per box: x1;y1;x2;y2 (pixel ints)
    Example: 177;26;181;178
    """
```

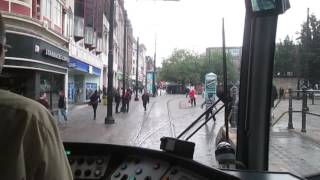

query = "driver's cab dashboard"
64;142;303;180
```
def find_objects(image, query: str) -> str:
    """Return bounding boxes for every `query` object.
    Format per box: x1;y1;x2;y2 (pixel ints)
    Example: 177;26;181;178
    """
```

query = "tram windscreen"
1;0;320;178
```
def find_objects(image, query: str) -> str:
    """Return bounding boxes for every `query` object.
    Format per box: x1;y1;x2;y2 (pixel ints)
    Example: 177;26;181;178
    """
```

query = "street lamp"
105;0;115;124
121;11;128;112
153;37;156;97
135;37;139;101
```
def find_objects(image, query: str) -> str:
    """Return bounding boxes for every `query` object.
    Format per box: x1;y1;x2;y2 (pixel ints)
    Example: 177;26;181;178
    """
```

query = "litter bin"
102;96;107;105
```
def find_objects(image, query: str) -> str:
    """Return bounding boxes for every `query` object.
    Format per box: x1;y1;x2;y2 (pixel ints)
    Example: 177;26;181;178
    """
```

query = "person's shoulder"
0;89;51;118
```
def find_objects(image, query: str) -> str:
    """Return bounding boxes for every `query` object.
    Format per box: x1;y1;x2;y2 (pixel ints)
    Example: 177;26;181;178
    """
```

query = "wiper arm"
177;98;222;139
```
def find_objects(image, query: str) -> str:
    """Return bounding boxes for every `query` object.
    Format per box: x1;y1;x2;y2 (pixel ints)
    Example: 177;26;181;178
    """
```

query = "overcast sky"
124;0;320;66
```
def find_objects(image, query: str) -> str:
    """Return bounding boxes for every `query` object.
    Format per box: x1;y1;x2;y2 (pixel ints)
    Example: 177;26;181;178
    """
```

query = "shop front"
68;57;101;104
0;32;68;109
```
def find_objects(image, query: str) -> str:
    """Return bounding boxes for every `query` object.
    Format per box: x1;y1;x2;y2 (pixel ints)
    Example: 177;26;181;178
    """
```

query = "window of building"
53;0;62;26
42;0;51;19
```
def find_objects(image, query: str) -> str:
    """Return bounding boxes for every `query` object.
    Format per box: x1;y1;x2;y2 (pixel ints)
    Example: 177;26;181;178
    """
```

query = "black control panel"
63;142;303;180
110;156;170;180
68;155;110;179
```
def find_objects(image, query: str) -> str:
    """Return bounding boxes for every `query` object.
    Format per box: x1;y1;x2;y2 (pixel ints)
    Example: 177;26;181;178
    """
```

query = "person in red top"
189;88;196;106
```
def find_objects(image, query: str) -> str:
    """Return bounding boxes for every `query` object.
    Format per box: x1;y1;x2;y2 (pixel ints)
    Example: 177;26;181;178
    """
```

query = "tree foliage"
298;14;320;82
274;35;298;76
159;49;238;85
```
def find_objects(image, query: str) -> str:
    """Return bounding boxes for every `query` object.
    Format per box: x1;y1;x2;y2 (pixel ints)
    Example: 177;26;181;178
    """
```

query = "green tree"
274;35;298;76
298;14;320;83
159;49;238;85
201;50;238;83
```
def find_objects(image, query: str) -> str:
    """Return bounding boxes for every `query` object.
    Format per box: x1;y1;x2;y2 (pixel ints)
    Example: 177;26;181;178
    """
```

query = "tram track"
133;96;180;147
131;101;156;145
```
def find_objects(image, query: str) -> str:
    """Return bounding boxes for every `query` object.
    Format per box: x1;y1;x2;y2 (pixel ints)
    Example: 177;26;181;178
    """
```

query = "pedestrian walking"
58;90;68;124
37;92;50;110
89;90;100;120
271;84;278;121
142;91;150;111
123;89;130;112
114;88;121;113
201;93;216;122
279;87;284;100
189;88;196;106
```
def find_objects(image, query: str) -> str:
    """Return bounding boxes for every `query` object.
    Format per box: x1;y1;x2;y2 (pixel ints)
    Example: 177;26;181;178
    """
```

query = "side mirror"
249;0;290;15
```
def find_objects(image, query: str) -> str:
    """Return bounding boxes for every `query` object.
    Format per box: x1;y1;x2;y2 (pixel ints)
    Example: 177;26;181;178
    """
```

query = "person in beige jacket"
0;13;73;180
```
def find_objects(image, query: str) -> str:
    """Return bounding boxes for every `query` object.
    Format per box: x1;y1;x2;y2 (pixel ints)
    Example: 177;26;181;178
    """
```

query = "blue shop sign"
69;57;101;76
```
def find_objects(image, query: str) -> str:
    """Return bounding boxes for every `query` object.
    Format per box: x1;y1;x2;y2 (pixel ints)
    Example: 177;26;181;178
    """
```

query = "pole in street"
153;36;157;97
302;87;307;132
121;11;127;112
135;37;139;101
105;0;115;124
288;88;294;129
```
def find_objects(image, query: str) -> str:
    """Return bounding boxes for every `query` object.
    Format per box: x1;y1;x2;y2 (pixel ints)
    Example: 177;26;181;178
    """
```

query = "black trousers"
92;104;98;120
116;102;120;113
143;102;147;111
126;102;130;112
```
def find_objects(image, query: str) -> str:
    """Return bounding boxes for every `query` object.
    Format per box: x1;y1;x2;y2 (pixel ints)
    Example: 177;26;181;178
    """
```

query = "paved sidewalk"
222;98;320;177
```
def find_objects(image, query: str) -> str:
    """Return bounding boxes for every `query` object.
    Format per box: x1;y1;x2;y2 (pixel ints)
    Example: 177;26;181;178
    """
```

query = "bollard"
288;89;293;129
301;88;307;133
312;92;314;105
230;85;238;128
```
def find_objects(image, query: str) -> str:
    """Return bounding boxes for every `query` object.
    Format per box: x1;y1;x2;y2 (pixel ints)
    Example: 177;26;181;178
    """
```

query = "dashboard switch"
74;169;82;177
113;172;121;178
153;163;160;170
94;169;102;177
135;168;143;175
84;169;91;177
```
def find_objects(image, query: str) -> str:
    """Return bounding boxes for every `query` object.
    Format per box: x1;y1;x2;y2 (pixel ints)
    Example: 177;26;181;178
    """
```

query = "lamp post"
135;37;139;101
121;11;127;112
105;0;115;124
153;37;157;97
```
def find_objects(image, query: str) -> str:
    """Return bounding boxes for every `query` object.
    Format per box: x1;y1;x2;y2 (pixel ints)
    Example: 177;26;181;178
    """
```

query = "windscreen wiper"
160;98;223;159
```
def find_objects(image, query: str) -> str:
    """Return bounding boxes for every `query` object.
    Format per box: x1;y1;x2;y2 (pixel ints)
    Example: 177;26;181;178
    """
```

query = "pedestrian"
114;88;121;113
0;13;73;179
98;87;102;102
37;92;50;110
189;88;196;106
271;84;278;108
142;90;150;111
89;90;100;120
185;87;190;98
271;84;278;121
123;89;131;112
58;90;68;124
201;93;216;122
279;87;284;100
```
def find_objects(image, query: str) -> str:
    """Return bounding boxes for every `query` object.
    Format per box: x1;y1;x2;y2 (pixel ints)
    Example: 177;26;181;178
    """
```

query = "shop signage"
89;65;93;74
43;49;69;61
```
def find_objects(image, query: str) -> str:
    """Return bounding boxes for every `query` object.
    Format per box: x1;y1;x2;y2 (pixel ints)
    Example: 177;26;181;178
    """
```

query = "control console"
63;142;303;180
